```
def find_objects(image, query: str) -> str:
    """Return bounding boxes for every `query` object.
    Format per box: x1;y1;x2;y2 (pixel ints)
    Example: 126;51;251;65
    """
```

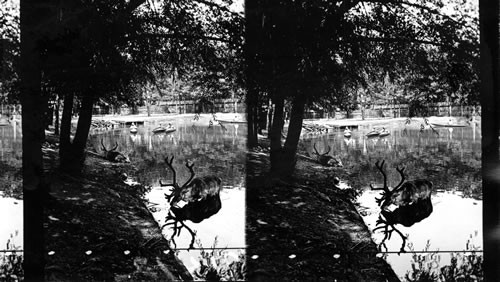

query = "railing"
92;98;246;116
305;103;481;119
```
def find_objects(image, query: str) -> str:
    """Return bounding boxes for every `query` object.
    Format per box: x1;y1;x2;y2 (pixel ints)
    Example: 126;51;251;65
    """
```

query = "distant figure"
167;123;173;129
130;122;138;133
343;127;352;138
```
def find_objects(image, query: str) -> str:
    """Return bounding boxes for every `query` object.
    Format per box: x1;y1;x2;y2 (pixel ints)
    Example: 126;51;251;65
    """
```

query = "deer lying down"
101;139;130;163
313;143;343;167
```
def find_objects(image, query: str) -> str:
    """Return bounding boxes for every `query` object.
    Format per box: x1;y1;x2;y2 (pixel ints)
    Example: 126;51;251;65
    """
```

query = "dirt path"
246;145;400;281
42;148;192;281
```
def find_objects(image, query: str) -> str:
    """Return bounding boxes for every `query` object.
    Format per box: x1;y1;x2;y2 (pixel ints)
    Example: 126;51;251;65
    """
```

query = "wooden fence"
304;103;480;119
1;101;478;120
93;98;245;116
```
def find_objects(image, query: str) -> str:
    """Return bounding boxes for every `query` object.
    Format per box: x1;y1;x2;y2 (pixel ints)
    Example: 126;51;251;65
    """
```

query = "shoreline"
246;140;401;281
43;147;193;281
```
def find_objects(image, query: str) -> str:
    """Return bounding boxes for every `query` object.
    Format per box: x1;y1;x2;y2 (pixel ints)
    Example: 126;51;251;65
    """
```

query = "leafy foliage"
0;0;20;104
193;237;246;281
0;233;23;281
31;0;243;110
405;236;483;282
252;0;478;108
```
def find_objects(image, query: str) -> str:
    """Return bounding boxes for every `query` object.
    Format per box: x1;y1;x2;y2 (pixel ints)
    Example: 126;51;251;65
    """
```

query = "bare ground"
246;143;400;281
42;147;192;281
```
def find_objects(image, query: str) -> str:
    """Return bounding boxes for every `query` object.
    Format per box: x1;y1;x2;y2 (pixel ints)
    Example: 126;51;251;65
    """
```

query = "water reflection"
359;190;482;279
0;123;23;259
89;117;246;275
302;122;482;279
303;123;481;200
0;123;22;199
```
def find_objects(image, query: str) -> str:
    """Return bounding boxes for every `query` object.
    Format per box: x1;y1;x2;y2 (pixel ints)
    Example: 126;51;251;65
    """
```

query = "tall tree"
0;0;20;105
247;0;479;176
19;0;50;279
479;0;499;280
38;0;242;174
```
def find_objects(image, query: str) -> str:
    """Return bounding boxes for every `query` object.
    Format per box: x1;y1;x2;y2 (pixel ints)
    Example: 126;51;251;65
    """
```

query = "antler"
162;211;197;250
101;139;107;152
313;143;330;156
394;165;406;190
373;215;408;254
370;160;389;193
101;140;118;152
159;180;172;187
313;143;320;156
324;145;331;155
181;161;196;189
164;156;177;188
162;156;180;203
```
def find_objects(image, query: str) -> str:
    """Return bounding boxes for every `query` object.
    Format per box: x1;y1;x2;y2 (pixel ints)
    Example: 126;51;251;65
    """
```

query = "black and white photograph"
0;0;499;281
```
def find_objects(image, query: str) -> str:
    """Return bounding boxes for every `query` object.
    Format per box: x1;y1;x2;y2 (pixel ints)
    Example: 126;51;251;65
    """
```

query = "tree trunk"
54;97;60;135
146;95;151;117
267;99;274;139
71;94;94;171
277;94;306;176
20;0;47;279
479;1;500;281
60;94;94;175
42;90;51;131
269;95;285;174
246;85;259;148
59;92;74;159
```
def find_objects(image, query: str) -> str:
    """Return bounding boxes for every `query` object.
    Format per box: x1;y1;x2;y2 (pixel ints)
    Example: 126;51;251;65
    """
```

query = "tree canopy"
0;0;20;104
246;0;479;174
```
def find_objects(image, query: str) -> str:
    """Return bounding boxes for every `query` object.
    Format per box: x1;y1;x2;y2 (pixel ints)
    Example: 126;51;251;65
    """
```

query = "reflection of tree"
303;127;481;199
88;123;246;189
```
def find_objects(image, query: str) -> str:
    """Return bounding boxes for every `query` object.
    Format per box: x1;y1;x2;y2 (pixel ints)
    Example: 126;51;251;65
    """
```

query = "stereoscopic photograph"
0;0;498;281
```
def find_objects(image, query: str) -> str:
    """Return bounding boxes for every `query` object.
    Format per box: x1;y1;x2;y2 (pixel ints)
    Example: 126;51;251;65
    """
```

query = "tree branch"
356;35;446;47
192;0;243;17
362;0;477;30
143;33;231;43
125;0;147;14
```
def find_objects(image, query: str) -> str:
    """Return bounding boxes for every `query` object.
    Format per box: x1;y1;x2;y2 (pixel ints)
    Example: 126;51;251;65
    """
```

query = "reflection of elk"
370;160;433;253
100;139;130;163
313;143;343;167
170;193;221;223
159;156;222;249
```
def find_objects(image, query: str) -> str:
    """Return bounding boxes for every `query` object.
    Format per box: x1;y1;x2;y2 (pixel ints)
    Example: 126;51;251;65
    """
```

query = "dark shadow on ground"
42;148;192;281
246;144;400;281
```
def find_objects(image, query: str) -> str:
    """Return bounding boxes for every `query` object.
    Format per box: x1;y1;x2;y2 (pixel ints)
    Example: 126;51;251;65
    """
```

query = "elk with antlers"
370;160;433;253
313;143;343;167
100;139;130;163
159;156;223;249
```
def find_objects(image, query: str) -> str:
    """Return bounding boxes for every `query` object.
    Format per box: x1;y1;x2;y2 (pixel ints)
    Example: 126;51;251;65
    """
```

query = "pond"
89;114;246;279
0;121;23;271
302;120;482;280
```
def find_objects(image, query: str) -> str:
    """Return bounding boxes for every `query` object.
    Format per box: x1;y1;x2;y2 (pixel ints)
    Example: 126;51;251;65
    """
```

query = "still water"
303;120;482;280
0;121;23;256
89;114;246;278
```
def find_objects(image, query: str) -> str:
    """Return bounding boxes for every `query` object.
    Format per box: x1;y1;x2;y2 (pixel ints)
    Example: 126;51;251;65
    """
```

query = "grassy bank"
42;147;192;281
246;141;400;281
